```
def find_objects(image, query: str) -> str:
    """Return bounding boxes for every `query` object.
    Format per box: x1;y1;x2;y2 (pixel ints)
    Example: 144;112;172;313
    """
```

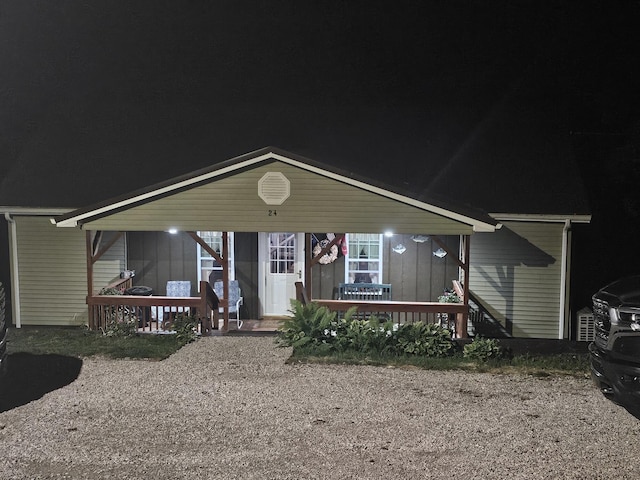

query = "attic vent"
258;172;290;205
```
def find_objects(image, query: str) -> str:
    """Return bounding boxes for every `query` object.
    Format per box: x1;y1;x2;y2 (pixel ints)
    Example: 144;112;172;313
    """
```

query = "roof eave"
490;213;592;223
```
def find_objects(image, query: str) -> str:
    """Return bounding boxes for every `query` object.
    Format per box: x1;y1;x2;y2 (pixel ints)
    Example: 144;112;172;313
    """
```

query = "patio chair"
213;280;244;329
163;281;191;329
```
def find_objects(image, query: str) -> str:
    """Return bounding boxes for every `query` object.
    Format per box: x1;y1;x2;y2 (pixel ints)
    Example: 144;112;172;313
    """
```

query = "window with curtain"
344;233;383;283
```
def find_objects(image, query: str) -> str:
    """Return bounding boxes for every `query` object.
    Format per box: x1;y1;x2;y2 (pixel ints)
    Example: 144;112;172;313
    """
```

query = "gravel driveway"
1;335;638;479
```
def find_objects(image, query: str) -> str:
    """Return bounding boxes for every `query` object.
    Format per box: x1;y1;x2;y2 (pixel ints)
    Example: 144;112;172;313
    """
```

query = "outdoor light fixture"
168;228;178;234
384;231;394;237
433;248;447;258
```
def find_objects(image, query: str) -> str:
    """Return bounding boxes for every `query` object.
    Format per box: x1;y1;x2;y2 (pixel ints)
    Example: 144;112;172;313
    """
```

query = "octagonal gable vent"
258;172;290;205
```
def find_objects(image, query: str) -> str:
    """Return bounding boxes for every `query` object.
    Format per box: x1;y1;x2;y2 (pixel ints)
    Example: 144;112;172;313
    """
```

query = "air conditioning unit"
577;307;595;342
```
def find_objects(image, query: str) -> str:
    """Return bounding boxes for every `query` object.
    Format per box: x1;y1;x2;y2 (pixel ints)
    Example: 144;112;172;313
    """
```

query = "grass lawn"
5;326;592;377
5;326;185;360
288;346;591;378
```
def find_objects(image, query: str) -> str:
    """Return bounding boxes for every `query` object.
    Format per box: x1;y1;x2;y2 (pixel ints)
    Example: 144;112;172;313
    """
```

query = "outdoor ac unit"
577;307;595;342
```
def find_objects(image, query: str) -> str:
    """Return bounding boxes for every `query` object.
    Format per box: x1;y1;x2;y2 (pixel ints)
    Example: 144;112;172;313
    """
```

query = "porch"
295;280;470;337
89;277;221;334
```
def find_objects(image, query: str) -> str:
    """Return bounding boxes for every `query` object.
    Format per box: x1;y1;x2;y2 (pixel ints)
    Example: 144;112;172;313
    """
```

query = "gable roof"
54;147;500;233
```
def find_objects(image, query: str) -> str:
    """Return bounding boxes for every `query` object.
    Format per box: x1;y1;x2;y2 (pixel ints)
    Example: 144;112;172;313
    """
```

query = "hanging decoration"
433;248;447;258
341;237;348;256
411;234;430;243
313;239;339;264
392;244;407;254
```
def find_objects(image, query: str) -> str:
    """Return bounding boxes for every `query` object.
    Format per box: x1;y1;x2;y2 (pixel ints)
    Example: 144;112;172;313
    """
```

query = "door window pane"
269;233;296;274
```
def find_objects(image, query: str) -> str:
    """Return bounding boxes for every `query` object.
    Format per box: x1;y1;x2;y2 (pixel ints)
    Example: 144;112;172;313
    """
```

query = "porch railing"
295;282;469;338
87;280;219;333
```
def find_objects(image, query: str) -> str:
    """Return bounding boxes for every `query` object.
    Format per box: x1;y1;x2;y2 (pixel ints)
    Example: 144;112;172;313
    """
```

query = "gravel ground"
1;335;639;479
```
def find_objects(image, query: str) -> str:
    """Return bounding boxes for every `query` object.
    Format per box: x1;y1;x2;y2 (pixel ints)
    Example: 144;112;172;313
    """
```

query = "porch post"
86;230;94;329
222;231;229;332
304;233;312;299
457;235;471;339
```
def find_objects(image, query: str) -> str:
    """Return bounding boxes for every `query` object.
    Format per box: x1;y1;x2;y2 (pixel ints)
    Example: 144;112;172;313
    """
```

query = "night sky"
1;1;640;310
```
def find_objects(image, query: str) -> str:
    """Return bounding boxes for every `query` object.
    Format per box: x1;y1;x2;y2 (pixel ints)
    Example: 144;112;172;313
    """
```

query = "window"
344;233;383;283
197;231;235;284
269;232;296;274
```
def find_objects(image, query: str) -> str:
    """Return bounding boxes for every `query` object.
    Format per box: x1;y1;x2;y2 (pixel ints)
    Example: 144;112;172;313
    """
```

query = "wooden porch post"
222;231;229;332
86;231;94;329
85;230;125;329
457;234;471;339
304;233;312;299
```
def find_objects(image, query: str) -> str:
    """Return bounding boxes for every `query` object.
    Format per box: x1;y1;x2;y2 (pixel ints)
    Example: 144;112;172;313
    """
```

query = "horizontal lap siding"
470;221;564;339
15;217;124;326
83;162;473;235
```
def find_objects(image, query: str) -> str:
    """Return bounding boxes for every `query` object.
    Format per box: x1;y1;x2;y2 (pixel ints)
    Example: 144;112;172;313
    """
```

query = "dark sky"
1;1;640;305
2;1;638;201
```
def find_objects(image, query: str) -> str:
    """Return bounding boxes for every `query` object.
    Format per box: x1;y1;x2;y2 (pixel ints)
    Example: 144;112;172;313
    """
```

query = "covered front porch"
85;229;475;338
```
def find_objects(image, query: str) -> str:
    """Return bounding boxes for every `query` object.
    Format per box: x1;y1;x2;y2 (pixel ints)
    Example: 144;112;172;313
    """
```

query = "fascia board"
0;206;73;216
270;153;498;232
491;213;592;223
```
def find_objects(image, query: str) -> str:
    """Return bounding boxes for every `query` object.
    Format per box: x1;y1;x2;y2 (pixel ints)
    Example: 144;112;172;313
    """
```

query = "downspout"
4;213;21;328
559;219;571;339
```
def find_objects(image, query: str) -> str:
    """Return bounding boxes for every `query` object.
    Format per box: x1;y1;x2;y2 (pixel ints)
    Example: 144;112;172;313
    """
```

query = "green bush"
171;313;199;345
277;300;341;353
278;301;455;357
437;289;461;303
394;322;455;357
463;336;506;362
103;317;138;337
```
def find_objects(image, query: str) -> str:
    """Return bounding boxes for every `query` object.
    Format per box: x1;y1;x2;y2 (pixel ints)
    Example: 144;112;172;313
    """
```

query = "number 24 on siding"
268;210;277;216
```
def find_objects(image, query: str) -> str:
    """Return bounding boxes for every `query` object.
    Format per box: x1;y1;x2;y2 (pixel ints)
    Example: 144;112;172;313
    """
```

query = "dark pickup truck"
590;275;640;417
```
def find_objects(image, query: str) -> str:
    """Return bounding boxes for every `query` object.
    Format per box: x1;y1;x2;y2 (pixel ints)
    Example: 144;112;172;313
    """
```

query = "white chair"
213;280;243;329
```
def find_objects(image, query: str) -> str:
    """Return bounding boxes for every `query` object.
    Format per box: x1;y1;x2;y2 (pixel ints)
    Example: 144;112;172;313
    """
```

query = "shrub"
171;313;199;345
103;316;138;337
438;289;461;303
394;322;455;357
463;336;506;362
338;315;397;354
278;301;455;358
277;300;342;353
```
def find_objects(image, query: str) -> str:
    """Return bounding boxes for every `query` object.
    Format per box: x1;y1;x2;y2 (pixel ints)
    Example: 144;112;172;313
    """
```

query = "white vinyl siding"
469;221;564;339
13;217;125;326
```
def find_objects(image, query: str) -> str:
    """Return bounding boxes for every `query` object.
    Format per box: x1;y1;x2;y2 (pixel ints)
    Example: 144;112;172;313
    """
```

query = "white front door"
258;232;304;317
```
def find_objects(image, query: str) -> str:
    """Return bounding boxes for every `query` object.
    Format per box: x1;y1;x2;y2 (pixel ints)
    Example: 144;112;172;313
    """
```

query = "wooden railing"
87;281;219;334
102;276;133;293
295;281;468;338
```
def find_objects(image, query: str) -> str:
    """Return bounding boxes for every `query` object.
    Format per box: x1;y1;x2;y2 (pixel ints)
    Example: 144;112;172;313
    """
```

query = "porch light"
168;228;178;234
384;231;394;237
